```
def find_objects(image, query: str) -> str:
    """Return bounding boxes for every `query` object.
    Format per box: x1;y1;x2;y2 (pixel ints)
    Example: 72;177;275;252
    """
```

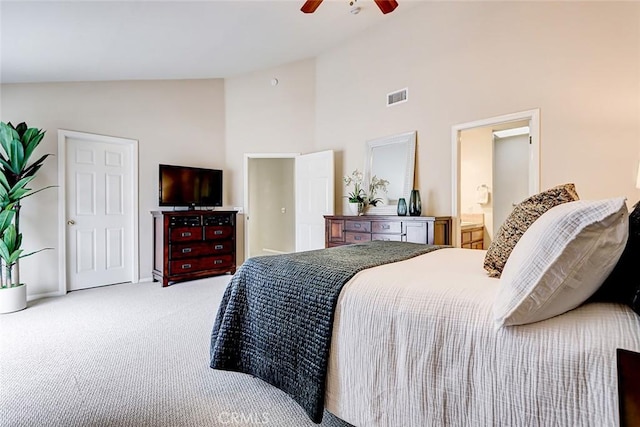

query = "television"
159;164;223;209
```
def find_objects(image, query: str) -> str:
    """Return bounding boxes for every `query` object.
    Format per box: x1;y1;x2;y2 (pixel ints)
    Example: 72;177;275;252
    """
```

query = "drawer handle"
181;232;192;237
214;244;224;250
214;230;223;235
181;263;192;269
354;224;361;228
381;224;390;230
354;236;361;240
214;259;223;265
181;248;192;253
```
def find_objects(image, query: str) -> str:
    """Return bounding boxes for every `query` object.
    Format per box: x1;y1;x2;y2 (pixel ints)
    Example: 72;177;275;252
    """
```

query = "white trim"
451;109;540;248
243;153;299;262
57;129;139;295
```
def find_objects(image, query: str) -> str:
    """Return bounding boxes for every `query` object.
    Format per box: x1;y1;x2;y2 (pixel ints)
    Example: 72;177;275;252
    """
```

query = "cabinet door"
326;219;345;244
404;221;428;244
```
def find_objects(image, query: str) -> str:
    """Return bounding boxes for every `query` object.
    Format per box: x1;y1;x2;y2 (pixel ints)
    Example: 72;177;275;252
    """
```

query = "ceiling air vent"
387;88;408;107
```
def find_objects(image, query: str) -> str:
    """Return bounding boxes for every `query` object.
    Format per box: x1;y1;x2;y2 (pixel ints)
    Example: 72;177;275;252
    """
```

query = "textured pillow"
483;183;579;278
493;197;628;328
589;201;640;315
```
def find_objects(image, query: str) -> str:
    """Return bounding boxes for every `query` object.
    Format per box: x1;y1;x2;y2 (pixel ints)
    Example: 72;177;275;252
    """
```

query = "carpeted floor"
0;276;352;427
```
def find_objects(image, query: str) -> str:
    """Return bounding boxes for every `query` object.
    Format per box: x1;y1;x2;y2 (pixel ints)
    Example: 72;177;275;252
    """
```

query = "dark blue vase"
409;190;421;216
397;198;407;216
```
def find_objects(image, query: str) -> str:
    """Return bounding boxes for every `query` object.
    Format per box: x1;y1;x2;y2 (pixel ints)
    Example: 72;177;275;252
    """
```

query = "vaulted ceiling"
1;0;424;84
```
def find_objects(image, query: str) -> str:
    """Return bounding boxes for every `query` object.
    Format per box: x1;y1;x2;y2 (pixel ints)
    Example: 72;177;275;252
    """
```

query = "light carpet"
0;276;352;427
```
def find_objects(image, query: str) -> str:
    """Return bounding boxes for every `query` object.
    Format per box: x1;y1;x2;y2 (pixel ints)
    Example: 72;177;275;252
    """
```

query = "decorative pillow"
589;201;640;315
483;183;580;278
493;197;628;328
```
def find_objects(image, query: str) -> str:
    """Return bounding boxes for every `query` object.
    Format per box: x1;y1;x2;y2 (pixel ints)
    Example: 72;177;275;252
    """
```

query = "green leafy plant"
343;169;389;206
0;121;54;288
343;169;366;203
367;175;389;207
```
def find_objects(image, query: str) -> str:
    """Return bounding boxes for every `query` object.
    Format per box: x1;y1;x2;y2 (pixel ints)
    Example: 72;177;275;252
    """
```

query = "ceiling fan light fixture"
300;0;398;14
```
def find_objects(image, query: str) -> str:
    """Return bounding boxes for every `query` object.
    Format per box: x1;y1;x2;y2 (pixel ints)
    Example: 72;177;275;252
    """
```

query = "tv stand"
151;210;237;286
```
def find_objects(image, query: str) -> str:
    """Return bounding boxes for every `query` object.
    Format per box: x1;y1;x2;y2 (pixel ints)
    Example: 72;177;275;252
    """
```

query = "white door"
60;130;137;291
295;150;335;252
493;133;530;231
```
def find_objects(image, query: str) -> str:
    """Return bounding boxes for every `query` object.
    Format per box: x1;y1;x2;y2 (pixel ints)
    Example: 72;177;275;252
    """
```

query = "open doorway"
244;154;297;259
451;109;540;248
243;151;335;261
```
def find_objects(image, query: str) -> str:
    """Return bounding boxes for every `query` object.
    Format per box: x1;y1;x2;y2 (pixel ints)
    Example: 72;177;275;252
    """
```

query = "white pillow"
493;197;628;327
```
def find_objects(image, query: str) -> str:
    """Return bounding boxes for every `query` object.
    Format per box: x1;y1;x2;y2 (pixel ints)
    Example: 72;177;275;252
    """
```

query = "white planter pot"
349;202;366;216
0;284;26;314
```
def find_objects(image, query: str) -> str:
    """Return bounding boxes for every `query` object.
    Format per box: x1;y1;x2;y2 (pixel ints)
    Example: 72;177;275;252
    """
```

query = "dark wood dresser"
152;210;237;286
324;215;451;248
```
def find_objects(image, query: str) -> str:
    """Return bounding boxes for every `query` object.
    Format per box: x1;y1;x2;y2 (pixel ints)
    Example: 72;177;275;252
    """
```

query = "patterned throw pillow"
483;183;580;278
589;201;640;315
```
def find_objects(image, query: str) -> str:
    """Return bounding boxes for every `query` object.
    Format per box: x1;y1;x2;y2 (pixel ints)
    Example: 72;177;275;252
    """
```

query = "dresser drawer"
345;220;371;233
170;242;211;259
345;232;371;244
372;233;402;242
209;240;234;254
204;225;233;240
372;221;402;234
169;255;233;274
170;227;203;242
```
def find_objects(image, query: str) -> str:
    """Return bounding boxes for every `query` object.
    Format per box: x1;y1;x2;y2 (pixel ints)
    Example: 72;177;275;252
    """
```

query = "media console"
151;210;237;286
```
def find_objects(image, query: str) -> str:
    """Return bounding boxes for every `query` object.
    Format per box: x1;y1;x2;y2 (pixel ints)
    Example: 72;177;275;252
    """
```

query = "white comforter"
325;248;640;427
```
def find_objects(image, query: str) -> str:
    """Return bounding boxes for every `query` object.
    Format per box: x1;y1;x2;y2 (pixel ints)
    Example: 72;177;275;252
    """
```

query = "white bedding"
325;248;640;426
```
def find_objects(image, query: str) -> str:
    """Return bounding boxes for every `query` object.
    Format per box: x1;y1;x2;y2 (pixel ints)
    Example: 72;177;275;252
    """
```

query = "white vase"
349;202;367;216
0;284;26;314
348;202;360;216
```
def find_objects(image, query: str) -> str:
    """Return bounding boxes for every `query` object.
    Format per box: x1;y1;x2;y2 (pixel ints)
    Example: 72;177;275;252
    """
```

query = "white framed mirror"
364;130;416;215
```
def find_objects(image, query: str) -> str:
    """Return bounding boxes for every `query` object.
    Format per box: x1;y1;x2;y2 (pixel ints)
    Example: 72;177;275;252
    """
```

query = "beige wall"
1;1;639;298
0;79;225;296
224;58;316;260
314;1;640;214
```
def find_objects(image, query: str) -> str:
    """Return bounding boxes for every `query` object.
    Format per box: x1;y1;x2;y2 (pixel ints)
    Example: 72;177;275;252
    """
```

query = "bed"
210;191;640;426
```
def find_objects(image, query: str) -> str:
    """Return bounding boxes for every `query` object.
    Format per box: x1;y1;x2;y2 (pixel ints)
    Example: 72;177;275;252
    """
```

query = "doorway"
58;130;139;293
244;151;334;261
452;109;540;248
245;155;296;259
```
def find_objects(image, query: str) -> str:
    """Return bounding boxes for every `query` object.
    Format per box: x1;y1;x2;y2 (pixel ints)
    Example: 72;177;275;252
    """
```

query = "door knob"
67;220;75;225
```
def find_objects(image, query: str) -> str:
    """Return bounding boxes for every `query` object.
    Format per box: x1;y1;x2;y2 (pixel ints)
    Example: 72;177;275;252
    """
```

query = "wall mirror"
364;130;416;215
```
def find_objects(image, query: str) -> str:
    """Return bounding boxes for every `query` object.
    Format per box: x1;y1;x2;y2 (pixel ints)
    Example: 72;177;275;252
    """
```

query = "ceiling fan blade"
301;0;323;13
374;0;398;14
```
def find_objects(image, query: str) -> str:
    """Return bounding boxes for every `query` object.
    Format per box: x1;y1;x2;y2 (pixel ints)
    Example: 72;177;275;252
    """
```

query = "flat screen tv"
159;164;223;209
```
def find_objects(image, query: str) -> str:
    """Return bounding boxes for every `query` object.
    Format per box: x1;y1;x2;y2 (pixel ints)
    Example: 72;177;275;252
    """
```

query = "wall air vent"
387;88;408;107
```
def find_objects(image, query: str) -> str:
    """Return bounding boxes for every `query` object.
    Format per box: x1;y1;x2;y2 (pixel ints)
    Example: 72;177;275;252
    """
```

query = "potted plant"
343;169;389;216
343;169;367;215
0;121;52;314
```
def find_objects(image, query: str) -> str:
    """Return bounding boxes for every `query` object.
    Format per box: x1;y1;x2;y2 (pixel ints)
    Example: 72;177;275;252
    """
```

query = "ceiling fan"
301;0;399;14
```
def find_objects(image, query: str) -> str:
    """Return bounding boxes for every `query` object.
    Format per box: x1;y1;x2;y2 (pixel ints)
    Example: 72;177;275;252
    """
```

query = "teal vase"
409;190;421;216
397;198;407;216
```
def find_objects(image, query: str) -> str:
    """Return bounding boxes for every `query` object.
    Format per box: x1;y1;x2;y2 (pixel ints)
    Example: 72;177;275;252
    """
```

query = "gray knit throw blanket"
210;241;446;423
